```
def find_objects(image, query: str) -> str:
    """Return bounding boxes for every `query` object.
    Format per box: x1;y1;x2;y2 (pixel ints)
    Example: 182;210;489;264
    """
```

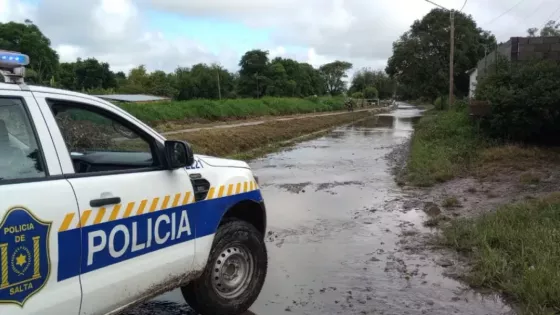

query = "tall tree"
319;61;352;96
349;68;395;99
0;21;59;84
386;8;496;100
238;49;270;98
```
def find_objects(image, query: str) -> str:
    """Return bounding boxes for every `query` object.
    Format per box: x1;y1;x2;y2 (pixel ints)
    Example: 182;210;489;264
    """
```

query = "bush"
475;59;560;143
351;92;364;99
433;95;449;110
364;87;378;99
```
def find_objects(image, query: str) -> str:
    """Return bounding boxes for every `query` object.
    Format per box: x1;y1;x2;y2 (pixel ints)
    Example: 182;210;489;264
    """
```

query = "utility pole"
425;0;458;107
449;10;455;106
255;72;259;98
217;70;222;100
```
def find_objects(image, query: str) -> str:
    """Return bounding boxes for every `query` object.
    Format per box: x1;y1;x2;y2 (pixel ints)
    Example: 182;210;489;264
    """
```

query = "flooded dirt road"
128;104;513;315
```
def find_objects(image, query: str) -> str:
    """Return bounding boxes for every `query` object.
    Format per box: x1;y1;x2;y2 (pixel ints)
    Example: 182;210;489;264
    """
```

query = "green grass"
405;108;486;186
442;196;461;208
118;96;346;126
441;193;560;315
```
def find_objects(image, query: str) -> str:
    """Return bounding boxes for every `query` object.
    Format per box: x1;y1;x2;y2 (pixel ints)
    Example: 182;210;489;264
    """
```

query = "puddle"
129;103;513;315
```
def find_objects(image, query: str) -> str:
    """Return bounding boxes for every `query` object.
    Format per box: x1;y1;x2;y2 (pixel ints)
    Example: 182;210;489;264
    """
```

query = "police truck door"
0;90;82;314
34;94;197;315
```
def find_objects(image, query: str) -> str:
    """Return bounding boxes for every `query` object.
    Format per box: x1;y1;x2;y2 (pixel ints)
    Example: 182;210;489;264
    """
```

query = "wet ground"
129;104;514;315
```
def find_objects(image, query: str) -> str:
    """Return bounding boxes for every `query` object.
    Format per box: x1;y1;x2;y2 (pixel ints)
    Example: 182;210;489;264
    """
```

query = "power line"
484;0;526;26
459;0;468;12
524;0;546;20
545;3;560;22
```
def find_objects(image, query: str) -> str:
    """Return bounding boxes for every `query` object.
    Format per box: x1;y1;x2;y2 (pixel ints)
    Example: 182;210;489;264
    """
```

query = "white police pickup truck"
0;51;268;315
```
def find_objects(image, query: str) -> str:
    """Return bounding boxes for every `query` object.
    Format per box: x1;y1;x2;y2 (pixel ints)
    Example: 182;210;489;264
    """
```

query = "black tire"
181;220;268;315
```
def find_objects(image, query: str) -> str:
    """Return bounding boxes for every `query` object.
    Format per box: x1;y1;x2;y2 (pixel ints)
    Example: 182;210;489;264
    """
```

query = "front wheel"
182;220;268;315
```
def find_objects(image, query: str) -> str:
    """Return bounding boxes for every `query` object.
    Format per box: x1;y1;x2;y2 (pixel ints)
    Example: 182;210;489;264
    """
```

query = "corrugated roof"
93;94;170;102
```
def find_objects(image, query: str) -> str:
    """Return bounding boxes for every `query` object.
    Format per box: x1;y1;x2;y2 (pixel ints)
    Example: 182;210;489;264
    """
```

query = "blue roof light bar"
0;51;30;68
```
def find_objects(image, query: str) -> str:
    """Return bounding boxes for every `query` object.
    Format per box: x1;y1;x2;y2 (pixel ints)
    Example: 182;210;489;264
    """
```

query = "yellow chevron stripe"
123;202;135;218
59;213;75;232
182;192;191;205
207;187;216;199
59;180;261;231
94;207;106;225
160;195;171;210
109;204;121;222
172;193;182;207
137;199;148;215
149;197;160;212
217;185;225;198
78;210;92;228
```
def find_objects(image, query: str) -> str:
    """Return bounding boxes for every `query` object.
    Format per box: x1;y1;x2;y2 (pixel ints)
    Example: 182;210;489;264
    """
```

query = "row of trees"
0;20;394;101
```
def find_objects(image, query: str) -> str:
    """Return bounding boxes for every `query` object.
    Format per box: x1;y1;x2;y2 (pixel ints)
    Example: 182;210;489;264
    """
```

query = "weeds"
441;193;560;314
442;196;460;208
519;171;541;185
424;214;450;227
405;108;486;186
119;96;347;126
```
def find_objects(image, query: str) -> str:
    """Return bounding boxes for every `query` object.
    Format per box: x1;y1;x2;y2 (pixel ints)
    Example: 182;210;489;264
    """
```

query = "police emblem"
0;207;51;306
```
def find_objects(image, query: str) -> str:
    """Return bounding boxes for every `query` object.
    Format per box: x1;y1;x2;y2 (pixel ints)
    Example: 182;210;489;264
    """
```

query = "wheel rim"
211;244;255;299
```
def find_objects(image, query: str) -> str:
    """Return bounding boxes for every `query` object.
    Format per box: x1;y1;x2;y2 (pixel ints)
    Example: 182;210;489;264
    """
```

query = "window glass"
0;98;46;180
48;100;157;173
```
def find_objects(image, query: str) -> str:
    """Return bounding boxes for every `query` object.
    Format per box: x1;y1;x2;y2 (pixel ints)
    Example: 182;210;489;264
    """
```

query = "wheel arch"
220;199;267;237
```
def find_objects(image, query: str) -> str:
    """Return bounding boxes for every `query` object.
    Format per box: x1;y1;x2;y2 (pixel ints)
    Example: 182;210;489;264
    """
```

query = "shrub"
364;87;378;99
433;96;448;110
351;92;364;99
475;59;560;143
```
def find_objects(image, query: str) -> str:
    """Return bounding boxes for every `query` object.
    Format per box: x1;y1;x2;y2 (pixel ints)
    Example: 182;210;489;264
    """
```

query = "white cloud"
2;0;560;75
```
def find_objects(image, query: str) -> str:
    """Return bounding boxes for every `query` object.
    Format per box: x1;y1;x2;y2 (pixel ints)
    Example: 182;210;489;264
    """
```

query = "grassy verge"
440;194;560;315
404;107;486;186
119;96;347;126
167;109;385;160
404;107;560;186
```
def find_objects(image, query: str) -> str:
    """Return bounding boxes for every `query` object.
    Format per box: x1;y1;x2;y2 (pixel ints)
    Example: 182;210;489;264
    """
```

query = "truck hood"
195;154;250;169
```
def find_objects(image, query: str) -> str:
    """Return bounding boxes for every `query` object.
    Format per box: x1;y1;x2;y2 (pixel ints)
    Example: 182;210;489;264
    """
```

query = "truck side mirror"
164;140;195;169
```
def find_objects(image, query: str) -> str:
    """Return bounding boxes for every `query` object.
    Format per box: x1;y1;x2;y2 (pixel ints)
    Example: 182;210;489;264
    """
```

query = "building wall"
476;40;512;78
511;36;560;61
471;36;560;96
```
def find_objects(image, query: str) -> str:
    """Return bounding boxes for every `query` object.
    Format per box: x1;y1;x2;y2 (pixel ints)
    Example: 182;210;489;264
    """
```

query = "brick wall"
475;36;560;80
511;36;560;61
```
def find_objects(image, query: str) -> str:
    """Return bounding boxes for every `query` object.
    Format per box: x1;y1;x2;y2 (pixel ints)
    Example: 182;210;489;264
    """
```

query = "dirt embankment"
168;107;388;160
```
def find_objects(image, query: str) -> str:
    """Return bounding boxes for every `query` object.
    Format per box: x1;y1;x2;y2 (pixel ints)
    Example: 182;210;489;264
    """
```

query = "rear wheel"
182;220;268;315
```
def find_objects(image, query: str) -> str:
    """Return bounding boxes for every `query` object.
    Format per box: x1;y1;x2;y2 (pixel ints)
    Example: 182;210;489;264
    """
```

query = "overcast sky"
1;0;559;75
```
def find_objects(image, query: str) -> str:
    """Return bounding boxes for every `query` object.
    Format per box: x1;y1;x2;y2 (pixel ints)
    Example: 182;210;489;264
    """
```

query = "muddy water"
129;104;513;315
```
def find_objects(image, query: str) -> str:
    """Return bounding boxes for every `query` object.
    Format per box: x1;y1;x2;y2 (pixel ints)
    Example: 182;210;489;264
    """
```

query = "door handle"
90;197;121;208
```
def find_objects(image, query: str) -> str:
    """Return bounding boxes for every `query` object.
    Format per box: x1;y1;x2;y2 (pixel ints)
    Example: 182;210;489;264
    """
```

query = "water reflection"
340;106;423;138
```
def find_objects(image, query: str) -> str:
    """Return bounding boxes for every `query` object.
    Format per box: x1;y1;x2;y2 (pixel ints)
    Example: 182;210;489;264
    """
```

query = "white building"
466;68;478;99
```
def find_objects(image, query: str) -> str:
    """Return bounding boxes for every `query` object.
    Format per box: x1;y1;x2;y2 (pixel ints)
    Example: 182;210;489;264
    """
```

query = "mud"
129;103;513;315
